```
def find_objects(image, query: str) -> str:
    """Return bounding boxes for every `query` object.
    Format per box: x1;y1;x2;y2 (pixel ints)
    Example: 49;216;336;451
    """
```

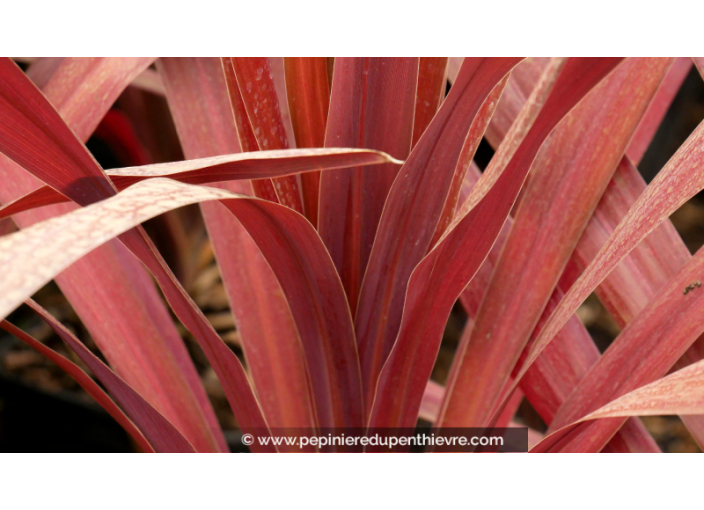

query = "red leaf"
23;301;194;453
319;57;419;315
512;105;704;427
221;58;279;203
0;178;365;431
626;57;692;164
430;75;509;246
0;318;155;453
284;57;330;226
0;148;401;221
158;58;317;450
0;57;226;452
549;243;704;451
571;157;704;445
412;58;448;148
354;58;523;409
484;58;551;148
367;58;624;431
439;58;670;429
533;358;704;453
0;57;273;452
534;157;704;451
454;165;659;452
230;57;304;213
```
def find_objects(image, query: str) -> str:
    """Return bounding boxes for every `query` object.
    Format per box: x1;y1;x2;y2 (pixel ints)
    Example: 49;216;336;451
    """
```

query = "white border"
0;454;701;508
1;1;703;55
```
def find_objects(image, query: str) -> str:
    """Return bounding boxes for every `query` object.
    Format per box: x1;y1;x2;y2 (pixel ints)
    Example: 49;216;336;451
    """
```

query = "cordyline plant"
2;56;704;453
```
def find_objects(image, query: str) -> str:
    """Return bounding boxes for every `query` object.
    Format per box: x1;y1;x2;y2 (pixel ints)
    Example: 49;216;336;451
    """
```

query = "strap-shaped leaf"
229;57;304;213
439;58;671;428
157;57;317;450
512;114;704;415
0;148;401;220
8;302;195;453
626;57;692;164
220;58;279;203
0;319;155;453
284;57;330;226
0;57;273;451
548;243;704;451
355;57;523;409
367;58;624;431
452;166;658;452
320;57;419;314
532;358;704;453
412;58;448;148
0;57;226;453
0;178;364;430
